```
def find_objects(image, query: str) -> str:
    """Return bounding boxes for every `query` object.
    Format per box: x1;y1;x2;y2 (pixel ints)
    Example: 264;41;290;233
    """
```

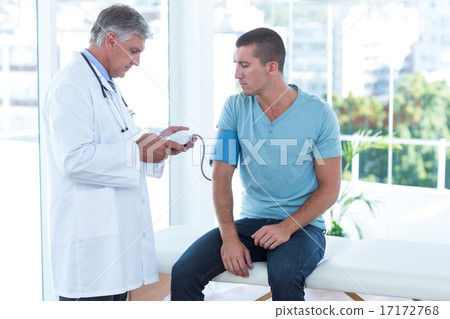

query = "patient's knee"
171;255;195;279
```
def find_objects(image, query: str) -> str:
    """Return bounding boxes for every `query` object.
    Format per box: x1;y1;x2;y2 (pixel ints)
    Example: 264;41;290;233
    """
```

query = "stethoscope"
80;52;135;133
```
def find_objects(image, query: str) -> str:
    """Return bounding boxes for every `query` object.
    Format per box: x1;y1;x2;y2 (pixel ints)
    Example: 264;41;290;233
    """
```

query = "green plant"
327;129;398;238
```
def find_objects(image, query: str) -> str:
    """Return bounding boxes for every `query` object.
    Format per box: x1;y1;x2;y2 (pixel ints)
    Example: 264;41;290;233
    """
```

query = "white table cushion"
155;226;353;286
305;238;450;300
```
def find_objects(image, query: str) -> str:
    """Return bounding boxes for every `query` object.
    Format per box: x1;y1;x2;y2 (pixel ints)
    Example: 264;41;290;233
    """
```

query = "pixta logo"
240;138;325;166
126;128;170;176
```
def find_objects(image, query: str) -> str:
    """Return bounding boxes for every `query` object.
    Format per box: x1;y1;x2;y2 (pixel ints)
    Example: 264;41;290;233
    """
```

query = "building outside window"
213;0;450;191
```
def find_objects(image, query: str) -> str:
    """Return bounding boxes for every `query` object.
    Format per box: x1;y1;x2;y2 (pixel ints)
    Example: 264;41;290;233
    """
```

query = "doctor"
43;4;192;301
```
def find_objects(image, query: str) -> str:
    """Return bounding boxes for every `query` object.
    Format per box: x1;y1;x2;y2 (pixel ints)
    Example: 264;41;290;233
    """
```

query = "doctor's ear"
106;32;117;48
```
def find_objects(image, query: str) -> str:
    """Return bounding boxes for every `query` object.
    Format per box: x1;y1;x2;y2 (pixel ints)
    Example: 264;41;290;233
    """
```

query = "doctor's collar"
82;49;111;82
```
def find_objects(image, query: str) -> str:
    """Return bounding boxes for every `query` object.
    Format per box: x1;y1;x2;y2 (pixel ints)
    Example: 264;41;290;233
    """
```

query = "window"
53;0;170;230
0;0;40;300
213;0;449;190
392;1;450;189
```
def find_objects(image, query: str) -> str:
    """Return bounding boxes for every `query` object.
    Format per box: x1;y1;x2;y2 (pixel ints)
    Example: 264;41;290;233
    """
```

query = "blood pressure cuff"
209;130;240;167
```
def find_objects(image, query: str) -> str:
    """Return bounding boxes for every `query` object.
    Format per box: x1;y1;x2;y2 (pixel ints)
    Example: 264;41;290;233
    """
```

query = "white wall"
168;0;216;226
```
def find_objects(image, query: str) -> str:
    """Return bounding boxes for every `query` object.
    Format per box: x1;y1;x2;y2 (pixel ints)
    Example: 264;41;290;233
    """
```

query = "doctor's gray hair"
89;4;152;47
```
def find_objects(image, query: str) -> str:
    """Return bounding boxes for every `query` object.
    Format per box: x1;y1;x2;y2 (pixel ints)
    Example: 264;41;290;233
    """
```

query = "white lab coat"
43;52;162;298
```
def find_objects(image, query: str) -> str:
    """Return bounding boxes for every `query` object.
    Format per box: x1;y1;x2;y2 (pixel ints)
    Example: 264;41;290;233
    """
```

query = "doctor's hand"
168;136;197;155
137;133;186;163
159;126;197;154
159;126;189;138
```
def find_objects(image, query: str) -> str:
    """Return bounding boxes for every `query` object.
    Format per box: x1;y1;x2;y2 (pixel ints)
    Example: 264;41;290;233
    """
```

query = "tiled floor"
201;282;410;301
131;277;408;301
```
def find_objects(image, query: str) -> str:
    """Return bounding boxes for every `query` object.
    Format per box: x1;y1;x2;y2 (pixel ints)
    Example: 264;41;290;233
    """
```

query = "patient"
171;27;342;301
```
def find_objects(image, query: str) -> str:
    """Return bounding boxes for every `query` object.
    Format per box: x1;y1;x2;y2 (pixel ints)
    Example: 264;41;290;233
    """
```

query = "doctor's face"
108;33;145;78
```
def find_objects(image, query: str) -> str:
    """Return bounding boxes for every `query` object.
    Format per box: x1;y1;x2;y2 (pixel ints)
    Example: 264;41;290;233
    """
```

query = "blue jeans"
171;218;325;301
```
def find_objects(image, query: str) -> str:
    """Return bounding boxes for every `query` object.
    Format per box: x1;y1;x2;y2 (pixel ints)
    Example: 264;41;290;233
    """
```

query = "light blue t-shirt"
216;85;342;231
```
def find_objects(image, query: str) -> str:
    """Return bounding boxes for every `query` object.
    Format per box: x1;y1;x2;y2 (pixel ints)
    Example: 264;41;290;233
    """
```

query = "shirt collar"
82;48;111;82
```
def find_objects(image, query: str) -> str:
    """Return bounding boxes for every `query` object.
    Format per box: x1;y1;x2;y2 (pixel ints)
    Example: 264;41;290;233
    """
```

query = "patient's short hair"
236;28;286;74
